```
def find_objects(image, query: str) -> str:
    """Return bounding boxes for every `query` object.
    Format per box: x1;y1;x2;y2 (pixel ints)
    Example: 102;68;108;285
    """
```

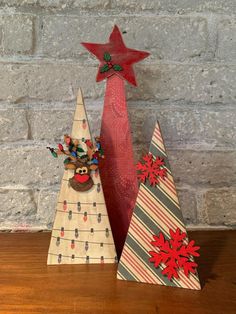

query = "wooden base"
0;231;235;314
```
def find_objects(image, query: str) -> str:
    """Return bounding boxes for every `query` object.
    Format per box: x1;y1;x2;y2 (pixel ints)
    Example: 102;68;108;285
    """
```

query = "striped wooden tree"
117;121;201;290
47;89;117;265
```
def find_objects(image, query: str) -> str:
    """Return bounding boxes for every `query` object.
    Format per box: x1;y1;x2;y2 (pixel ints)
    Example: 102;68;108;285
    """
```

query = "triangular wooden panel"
47;89;117;265
117;121;201;290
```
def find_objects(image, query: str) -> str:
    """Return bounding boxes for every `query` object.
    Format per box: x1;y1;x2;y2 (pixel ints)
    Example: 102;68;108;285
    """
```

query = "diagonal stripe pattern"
117;121;201;290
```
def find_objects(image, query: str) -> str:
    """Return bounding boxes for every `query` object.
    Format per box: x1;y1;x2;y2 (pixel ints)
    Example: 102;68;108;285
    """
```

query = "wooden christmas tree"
117;122;201;290
47;89;117;265
82;25;149;258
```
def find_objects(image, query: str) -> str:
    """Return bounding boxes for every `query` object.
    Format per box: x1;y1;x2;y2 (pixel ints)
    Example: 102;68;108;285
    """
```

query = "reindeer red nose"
74;168;90;183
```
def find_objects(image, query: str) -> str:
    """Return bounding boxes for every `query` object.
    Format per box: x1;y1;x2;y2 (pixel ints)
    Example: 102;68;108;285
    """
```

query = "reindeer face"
74;164;91;184
48;135;101;192
67;161;97;192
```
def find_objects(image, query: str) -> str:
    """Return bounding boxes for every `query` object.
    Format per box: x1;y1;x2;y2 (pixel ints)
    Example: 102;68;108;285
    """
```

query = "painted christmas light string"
47;89;117;265
50;252;117;264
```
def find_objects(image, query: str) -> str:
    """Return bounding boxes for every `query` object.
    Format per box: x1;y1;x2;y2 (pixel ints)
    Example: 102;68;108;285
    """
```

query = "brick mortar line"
0;184;235;192
2;98;235;107
1;101;236;110
0;228;50;232
0;57;236;66
187;225;236;230
0;185;59;191
0;140;235;151
0;9;236;18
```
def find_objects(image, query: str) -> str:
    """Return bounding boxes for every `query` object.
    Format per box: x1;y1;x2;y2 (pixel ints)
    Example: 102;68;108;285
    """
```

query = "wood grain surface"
47;89;116;265
0;231;235;314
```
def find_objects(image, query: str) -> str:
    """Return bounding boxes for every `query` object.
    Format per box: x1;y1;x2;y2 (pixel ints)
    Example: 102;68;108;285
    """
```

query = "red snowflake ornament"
136;153;167;186
149;228;200;280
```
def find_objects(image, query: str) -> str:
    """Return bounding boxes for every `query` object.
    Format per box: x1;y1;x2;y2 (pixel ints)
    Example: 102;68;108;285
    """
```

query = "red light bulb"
83;212;87;222
82;119;87;129
63;200;67;211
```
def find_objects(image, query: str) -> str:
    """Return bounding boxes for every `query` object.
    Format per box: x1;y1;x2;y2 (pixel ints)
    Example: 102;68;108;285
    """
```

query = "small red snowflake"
136;153;167;186
149;228;200;280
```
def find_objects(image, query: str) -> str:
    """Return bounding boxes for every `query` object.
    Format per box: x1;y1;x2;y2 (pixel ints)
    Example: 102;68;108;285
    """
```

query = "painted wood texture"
47;89;117;265
0;231;235;314
100;75;138;258
117;121;201;290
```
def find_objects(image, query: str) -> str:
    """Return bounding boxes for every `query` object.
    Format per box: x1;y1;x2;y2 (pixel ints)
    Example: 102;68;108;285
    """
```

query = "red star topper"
81;25;150;86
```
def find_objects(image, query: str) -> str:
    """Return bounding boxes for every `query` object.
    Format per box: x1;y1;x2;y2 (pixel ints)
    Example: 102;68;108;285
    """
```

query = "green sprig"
103;52;111;62
113;64;123;71
100;64;110;73
100;52;123;74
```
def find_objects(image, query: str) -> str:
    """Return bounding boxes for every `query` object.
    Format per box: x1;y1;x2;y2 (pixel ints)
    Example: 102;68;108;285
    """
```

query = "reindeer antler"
47;134;104;170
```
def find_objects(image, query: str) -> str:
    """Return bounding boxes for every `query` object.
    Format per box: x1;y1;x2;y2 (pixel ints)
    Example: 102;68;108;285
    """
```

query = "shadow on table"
196;231;227;289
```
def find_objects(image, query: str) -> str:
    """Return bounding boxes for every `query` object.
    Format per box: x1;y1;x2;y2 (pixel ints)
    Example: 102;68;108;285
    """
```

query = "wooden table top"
0;231;235;314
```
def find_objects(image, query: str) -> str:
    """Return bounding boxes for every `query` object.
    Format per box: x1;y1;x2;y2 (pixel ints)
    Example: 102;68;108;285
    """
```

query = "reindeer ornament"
47;135;104;192
68;160;97;192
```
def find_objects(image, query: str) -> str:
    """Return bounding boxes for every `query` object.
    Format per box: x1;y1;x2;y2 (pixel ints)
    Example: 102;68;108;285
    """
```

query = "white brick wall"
0;0;235;230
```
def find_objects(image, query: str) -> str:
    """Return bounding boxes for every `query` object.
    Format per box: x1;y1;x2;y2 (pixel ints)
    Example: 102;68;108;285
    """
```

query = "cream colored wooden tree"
47;89;117;265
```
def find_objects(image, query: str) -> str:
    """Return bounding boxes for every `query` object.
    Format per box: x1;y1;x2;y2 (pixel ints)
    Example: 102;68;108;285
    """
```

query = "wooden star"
81;25;150;86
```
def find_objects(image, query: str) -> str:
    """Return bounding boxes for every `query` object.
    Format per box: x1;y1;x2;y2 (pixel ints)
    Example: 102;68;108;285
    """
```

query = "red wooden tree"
82;25;149;257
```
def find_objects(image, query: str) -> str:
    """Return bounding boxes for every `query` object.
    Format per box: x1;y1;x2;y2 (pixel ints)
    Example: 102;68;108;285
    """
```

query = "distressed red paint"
82;25;149;257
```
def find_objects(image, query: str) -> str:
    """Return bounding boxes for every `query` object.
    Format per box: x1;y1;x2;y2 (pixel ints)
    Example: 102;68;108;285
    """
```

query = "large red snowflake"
149;228;200;280
136;153;167;186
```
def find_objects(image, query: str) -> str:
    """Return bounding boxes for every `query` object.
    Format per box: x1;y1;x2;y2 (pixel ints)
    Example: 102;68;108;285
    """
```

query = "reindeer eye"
76;168;83;174
81;167;88;174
